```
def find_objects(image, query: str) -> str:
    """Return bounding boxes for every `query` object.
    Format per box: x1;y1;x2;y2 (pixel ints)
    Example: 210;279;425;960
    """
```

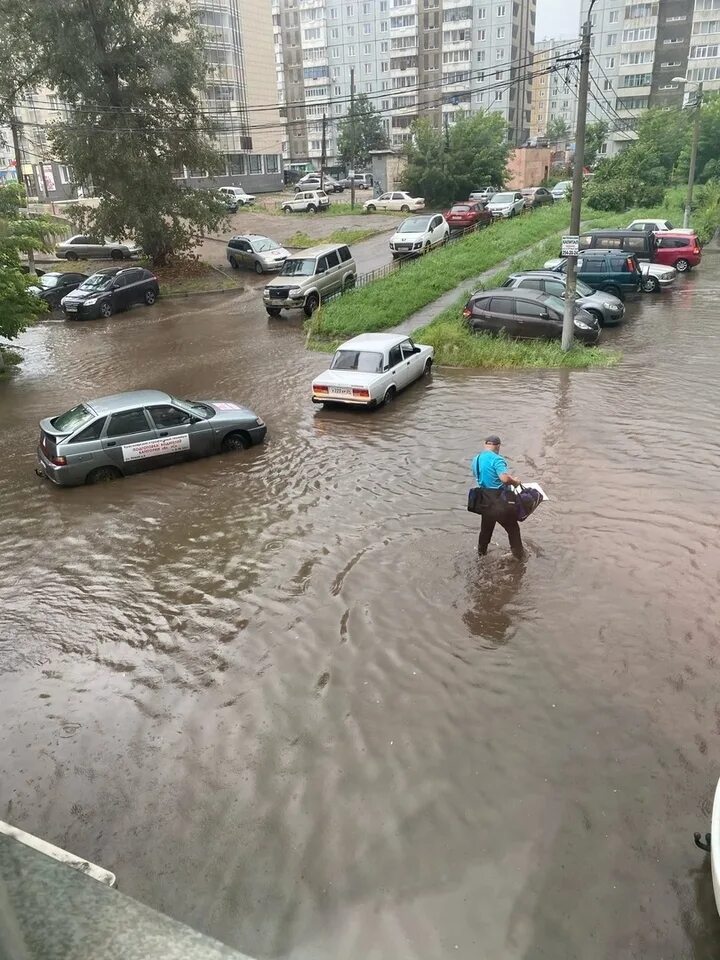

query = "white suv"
389;213;450;259
282;190;330;214
218;185;256;206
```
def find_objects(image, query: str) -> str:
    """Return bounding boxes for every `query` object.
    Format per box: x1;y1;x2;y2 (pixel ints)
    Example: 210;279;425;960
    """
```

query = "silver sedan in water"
36;389;266;487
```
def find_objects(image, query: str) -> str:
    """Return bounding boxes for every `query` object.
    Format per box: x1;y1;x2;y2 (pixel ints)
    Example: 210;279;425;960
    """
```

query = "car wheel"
111;249;125;261
86;466;122;485
238;199;245;206
642;276;659;293
383;386;397;406
401;204;410;212
266;307;281;317
423;358;433;376
254;261;264;274
229;255;239;269
99;301;113;318
509;210;516;218
675;258;689;272
304;293;320;317
65;251;79;261
366;203;376;212
307;204;317;214
343;275;356;291
586;309;604;325
144;289;157;305
283;205;292;213
423;242;431;255
221;431;250;452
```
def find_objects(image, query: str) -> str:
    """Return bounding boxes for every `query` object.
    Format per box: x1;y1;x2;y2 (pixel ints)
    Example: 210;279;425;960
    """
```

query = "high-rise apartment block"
272;0;538;167
528;38;578;140
581;0;720;156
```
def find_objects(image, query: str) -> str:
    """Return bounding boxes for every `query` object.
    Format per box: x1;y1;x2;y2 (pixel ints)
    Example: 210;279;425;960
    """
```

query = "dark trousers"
477;490;524;559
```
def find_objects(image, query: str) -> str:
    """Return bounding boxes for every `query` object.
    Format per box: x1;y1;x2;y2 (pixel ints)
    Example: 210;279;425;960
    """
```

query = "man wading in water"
472;435;525;560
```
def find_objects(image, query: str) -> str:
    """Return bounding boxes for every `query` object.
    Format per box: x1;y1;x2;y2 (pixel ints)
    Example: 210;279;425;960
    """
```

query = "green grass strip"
285;226;385;249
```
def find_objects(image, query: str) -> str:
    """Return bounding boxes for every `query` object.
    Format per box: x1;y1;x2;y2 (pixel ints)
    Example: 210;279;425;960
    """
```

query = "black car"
462;288;601;345
28;271;88;308
61;266;159;320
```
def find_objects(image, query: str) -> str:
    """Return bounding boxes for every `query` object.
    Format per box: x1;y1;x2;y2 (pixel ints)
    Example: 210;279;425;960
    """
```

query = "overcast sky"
536;0;582;40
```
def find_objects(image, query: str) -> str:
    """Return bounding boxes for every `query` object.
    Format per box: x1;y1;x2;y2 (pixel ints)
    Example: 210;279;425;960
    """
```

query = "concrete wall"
506;147;553;188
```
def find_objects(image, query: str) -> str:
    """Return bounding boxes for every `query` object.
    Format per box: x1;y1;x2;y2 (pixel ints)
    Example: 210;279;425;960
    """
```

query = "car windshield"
50;403;94;433
451;205;471;212
79;273;115;290
544;294;566;313
252;237;281;253
492;193;514;203
173;397;212;420
398;216;430;233
330;350;383;374
279;258;315;277
39;274;61;289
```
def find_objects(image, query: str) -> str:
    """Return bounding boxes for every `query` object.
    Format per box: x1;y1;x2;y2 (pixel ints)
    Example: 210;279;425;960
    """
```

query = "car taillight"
693;245;700;255
51;455;67;466
626;257;636;272
352;388;370;399
314;385;329;394
462;307;472;318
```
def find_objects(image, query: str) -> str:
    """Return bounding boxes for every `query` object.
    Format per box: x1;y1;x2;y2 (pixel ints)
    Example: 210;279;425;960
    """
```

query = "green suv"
549;251;642;299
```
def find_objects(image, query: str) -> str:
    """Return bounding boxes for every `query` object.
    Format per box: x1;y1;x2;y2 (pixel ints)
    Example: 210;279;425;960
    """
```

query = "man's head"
485;434;501;450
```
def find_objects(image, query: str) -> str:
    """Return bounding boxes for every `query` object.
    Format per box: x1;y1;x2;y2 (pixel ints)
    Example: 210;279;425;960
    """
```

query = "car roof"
478;288;549;301
85;390;173;415
663;230;697;238
288;243;348;257
339;333;411;350
230;234;271;241
588;228;653;237
89;267;123;277
508;270;565;279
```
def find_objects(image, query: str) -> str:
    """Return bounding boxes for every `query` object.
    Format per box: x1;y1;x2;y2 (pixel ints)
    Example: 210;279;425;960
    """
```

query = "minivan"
263;243;357;317
578;228;658;262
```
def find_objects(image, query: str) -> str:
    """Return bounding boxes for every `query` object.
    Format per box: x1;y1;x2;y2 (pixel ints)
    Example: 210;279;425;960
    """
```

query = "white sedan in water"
363;191;425;213
311;333;434;408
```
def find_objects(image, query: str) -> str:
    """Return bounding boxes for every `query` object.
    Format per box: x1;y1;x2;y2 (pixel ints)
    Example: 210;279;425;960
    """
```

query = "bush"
586;178;664;212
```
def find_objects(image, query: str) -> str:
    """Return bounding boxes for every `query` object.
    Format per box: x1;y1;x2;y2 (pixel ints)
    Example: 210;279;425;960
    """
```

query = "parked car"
263;243;356;317
469;187;498;204
546;251;643;299
625;218;694;234
282;190;330;214
27;271;88;309
463;288;601;345
311;334;434;408
551;180;572;201
217;185;256;206
217;192;238;213
55;235;142;261
295;174;344;193
443;201;492;232
486;191;525;218
36;389;266;487
389;213;450;259
578;228;658;262
653;231;702;272
60;266;159;320
363;191;424;213
339;173;373;189
500;271;625;326
545;254;674;294
226;235;289;274
520;186;554;209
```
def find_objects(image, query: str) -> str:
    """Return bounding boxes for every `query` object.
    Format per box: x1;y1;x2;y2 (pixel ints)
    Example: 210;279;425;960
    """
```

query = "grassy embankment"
306;193;691;368
285;226;385;249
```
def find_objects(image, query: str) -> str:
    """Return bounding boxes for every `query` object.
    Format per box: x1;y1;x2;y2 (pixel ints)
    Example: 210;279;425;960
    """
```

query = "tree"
545;117;570;142
337;94;389;170
0;183;62;371
584;120;609;169
404;113;510;208
14;0;228;265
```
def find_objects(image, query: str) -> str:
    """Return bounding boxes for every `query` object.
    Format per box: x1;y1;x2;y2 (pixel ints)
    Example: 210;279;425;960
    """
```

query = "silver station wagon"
36;389;266;487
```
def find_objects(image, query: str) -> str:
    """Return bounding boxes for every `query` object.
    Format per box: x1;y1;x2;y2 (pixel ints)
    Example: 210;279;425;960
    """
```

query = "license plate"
65;305;78;312
331;387;353;396
397;244;410;251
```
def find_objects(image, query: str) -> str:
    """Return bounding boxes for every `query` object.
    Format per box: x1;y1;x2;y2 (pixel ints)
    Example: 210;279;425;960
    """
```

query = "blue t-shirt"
472;450;508;489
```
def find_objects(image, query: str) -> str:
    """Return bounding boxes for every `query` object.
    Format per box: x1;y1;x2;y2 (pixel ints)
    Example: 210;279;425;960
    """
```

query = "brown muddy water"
1;267;720;959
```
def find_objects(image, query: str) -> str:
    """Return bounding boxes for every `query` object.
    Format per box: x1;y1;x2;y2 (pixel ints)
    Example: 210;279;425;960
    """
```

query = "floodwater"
2;265;720;960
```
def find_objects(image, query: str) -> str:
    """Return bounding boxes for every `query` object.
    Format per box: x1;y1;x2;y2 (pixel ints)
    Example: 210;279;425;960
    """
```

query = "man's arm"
498;470;521;486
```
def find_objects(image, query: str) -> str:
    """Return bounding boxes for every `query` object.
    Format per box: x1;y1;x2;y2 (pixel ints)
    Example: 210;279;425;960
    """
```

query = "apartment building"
273;0;538;167
13;0;283;201
529;38;578;139
581;0;720;156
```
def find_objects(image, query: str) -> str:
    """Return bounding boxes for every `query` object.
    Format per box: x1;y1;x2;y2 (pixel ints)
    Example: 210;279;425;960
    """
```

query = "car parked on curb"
654;231;702;272
389;213;450;258
311;333;434;408
217;185;256;206
545;251;643;299
544;254;675;293
27;271;88;309
469;187;498;204
625;218;687;234
486;191;525;218
500;271;625;326
443;201;492;232
60;266;159;320
295;174;344;193
578;228;658;262
226;234;289;274
463;288;601;345
363;191;424;213
551;180;572;200
339;173;373;189
55;235;142;261
282;190;330;214
36;389;266;487
520;186;554;209
263;243;356;317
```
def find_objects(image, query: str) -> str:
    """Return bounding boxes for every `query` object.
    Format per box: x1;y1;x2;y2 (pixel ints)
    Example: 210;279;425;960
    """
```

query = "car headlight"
289;287;302;297
602;301;618;309
263;288;271;296
413;242;422;249
574;319;592;330
83;298;99;305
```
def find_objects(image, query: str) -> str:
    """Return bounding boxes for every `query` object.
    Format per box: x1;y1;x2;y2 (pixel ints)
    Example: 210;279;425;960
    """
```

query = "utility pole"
350;67;356;211
320;112;327;195
684;81;703;230
10;111;36;276
561;0;596;352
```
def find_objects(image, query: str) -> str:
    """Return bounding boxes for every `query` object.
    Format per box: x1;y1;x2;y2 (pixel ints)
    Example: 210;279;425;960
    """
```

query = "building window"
264;155;279;174
496;48;505;60
364;42;371;53
622;27;656;42
478;6;486;18
347;25;354;36
497;4;506;16
364;62;372;73
226;154;246;176
609;10;619;22
477;50;485;61
331;27;339;38
364;22;371;34
606;56;615;68
495;89;503;100
478;29;486;41
690;44;720;57
496;27;505;39
58;165;71;184
606;33;616;46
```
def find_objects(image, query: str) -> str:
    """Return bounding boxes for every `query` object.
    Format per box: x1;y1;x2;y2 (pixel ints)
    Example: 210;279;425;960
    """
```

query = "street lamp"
672;76;703;229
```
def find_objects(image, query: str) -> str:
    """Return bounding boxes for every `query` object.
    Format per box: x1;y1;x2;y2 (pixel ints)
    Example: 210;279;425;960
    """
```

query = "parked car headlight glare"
84;298;99;305
602;301;618;309
289;287;302;297
574;319;592;330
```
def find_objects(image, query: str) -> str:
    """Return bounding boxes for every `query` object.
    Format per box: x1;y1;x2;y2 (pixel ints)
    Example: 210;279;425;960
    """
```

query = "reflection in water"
2;268;720;959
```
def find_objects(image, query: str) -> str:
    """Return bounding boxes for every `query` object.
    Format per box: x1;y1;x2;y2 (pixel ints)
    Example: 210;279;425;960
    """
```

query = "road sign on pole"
561;236;579;257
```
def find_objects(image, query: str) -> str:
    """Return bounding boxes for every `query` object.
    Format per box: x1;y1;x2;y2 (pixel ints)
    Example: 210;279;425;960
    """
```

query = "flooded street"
2;263;720;959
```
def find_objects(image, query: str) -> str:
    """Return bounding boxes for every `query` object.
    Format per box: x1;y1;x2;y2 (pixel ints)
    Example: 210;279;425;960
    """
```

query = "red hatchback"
653;232;702;272
444;201;492;232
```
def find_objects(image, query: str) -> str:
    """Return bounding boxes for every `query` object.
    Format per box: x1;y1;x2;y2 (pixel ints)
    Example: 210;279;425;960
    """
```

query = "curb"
162;286;244;300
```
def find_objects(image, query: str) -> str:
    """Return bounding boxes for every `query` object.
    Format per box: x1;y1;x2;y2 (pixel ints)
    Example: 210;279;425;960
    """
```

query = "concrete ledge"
0;820;115;887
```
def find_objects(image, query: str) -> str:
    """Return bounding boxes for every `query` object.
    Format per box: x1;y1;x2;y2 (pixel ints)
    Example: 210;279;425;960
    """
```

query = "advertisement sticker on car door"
122;434;190;462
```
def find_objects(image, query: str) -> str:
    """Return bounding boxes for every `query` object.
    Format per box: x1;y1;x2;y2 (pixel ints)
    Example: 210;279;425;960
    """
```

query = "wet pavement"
2;262;720;959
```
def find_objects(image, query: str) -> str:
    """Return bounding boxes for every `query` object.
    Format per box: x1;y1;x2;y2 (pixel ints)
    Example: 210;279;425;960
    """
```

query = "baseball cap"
485;435;501;445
